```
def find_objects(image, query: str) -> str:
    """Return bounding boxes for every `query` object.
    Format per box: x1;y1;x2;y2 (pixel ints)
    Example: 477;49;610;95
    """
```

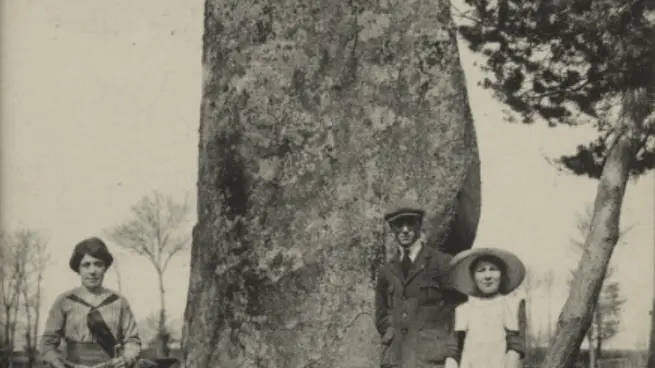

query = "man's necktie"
401;250;412;278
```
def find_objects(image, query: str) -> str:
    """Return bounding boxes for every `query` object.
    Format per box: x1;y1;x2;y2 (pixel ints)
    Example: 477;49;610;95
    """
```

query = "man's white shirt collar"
398;235;425;262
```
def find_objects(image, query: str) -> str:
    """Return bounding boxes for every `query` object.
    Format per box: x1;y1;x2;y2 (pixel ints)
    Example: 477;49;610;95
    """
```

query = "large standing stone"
182;0;480;366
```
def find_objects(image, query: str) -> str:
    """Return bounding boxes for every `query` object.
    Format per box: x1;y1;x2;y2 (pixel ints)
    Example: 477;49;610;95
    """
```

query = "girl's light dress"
453;294;525;368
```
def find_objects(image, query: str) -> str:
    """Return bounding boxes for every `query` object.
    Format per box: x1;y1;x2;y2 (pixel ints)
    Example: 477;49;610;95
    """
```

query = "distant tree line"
1;229;49;368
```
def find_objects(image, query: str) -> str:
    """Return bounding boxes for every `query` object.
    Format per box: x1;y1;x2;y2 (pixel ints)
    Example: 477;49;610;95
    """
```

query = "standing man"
375;199;463;368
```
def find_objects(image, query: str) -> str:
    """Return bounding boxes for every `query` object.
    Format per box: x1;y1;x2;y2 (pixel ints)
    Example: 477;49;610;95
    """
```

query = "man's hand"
381;327;394;345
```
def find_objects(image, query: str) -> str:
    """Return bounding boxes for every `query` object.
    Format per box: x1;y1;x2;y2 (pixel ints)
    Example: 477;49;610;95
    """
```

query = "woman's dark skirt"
66;341;112;366
64;342;170;368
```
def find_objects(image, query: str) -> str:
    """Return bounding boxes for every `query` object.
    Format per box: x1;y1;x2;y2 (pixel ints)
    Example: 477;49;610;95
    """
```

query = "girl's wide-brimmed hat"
449;247;526;296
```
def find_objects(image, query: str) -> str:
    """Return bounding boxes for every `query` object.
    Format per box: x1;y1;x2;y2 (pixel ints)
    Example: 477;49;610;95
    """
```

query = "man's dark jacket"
375;243;463;367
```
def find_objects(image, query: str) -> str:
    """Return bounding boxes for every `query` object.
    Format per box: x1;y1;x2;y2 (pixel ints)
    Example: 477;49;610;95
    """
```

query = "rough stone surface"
182;0;481;366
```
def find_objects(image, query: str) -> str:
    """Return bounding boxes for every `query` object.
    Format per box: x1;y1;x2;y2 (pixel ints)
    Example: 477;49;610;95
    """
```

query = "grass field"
4;348;648;368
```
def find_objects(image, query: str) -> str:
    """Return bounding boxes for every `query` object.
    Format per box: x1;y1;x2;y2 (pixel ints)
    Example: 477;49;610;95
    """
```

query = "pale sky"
1;0;653;351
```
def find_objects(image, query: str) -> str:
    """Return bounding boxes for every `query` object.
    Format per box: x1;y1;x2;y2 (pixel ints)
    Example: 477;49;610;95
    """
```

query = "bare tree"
541;270;555;343
0;230;17;366
1;231;25;356
106;191;191;357
139;313;163;348
112;256;124;294
17;230;50;368
0;229;49;368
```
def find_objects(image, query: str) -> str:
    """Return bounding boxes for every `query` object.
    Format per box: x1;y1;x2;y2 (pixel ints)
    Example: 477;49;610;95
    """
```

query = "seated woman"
40;237;156;368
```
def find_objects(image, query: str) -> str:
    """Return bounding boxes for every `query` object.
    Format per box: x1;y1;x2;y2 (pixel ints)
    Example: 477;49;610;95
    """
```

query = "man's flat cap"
383;199;425;223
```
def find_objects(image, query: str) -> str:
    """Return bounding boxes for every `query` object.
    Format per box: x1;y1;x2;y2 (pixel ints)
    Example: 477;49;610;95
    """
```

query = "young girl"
445;248;527;368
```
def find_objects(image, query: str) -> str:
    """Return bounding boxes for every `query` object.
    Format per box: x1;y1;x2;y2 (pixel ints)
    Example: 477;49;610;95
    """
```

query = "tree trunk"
546;272;553;342
586;325;595;368
157;270;170;357
645;45;655;368
33;271;42;357
648;297;655;368
9;294;20;352
182;0;480;367
8;271;22;352
540;91;643;368
3;305;12;349
587;312;600;368
595;309;602;364
22;283;35;368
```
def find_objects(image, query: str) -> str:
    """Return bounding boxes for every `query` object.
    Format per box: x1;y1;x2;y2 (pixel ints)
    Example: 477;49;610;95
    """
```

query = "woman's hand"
445;357;459;368
505;350;522;368
43;355;67;368
50;358;67;368
110;356;128;368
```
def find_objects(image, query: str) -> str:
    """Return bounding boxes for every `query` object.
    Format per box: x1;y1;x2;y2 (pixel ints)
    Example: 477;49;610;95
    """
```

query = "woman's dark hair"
69;237;113;273
469;255;509;294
